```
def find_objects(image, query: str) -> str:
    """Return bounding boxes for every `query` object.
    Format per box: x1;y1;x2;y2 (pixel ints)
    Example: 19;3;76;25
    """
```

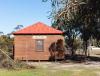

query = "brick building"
13;22;64;60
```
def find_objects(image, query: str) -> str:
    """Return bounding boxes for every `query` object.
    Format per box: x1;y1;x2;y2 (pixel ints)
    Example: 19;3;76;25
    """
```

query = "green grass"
0;69;72;76
0;68;100;76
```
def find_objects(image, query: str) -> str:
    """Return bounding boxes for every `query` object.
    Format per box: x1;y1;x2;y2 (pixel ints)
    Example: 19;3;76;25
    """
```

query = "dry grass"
1;62;100;76
0;68;100;76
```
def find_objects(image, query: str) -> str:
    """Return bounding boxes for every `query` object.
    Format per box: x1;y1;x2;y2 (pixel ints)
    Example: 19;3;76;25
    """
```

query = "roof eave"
13;33;64;35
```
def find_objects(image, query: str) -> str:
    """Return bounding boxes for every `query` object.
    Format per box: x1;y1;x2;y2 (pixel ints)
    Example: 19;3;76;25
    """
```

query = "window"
35;39;44;51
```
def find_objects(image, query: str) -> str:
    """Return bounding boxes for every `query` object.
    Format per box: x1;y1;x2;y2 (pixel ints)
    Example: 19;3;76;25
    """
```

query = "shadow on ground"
64;54;100;63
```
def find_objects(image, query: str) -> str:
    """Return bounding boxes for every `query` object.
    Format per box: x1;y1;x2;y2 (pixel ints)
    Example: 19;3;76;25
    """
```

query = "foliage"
0;35;13;57
0;33;34;69
74;0;100;56
49;39;65;60
14;25;23;31
44;0;100;57
14;60;35;69
0;51;35;69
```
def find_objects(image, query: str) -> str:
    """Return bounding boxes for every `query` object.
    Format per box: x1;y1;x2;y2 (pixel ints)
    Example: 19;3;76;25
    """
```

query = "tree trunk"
71;48;75;56
83;40;88;58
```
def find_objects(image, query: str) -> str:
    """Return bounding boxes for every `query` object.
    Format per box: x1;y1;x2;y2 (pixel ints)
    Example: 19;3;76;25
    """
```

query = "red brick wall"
14;35;64;60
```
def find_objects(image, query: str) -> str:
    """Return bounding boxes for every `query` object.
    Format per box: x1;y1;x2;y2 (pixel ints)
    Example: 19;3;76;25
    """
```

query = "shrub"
14;60;35;69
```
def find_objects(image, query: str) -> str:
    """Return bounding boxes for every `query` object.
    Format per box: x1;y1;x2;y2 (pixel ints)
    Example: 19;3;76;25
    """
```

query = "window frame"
35;39;44;52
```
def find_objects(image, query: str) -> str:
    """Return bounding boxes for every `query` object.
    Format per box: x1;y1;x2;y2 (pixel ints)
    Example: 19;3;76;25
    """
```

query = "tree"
43;0;100;57
49;39;65;61
0;32;4;35
75;0;100;56
47;0;83;56
14;25;23;31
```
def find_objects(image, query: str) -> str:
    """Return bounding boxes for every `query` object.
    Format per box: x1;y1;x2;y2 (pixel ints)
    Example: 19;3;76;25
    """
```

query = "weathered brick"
14;35;64;60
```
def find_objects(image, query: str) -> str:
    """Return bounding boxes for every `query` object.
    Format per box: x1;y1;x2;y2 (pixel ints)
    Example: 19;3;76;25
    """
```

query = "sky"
0;0;51;34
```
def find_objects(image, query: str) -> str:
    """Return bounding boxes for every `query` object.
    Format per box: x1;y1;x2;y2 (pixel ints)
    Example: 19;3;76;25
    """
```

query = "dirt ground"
27;61;100;70
27;49;100;70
